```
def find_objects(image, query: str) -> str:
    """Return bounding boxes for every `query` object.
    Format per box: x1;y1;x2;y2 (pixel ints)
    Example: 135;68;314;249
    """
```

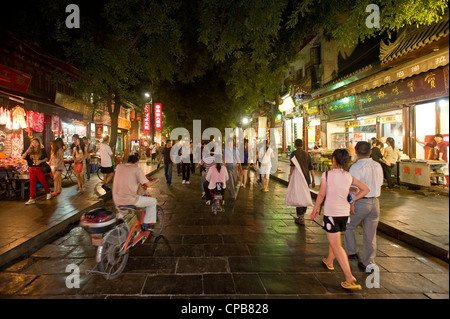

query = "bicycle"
82;187;164;280
96;165;104;182
211;182;225;215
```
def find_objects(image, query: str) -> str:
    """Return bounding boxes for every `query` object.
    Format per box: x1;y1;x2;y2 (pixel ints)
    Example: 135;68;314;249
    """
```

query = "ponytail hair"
216;163;222;173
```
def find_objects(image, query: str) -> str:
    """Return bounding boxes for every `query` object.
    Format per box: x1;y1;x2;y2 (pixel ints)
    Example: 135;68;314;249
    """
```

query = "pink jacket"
206;165;229;189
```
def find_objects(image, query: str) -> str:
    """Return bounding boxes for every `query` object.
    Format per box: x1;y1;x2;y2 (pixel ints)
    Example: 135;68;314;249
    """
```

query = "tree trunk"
108;93;121;155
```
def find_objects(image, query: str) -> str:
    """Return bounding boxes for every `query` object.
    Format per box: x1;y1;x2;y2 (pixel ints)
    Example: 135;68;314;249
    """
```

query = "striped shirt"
200;154;216;174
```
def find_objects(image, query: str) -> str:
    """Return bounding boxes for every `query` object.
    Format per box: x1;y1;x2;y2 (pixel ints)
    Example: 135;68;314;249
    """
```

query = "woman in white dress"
259;143;274;192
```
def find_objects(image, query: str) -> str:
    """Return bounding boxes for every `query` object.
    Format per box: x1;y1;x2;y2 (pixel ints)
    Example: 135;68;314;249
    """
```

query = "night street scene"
0;0;448;315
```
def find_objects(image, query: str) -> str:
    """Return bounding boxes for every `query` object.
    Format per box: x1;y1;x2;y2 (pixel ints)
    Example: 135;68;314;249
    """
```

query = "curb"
0;166;162;270
0;195;108;270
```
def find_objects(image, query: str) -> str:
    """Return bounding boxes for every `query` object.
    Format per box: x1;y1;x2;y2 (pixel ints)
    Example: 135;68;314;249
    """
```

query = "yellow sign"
345;118;376;128
380;114;402;124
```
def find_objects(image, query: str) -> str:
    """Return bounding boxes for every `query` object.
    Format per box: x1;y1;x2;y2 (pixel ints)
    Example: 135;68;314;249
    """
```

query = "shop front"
93;104;131;160
313;64;449;185
0;90;84;198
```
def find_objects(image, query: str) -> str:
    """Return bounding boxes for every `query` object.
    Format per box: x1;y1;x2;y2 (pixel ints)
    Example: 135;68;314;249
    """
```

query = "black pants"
296;207;307;217
381;162;394;188
182;163;191;181
190;154;195;173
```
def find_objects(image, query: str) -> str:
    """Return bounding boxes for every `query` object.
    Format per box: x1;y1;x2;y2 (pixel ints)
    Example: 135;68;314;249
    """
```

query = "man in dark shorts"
99;135;114;191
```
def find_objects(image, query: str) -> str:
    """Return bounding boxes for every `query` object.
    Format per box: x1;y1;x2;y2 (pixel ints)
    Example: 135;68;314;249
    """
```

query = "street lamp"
242;117;249;125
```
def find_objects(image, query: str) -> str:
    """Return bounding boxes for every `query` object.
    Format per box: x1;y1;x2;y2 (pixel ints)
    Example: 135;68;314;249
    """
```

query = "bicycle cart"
81;195;164;279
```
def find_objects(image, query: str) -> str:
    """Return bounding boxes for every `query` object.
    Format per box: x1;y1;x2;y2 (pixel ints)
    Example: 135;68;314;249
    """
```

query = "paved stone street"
0;169;448;299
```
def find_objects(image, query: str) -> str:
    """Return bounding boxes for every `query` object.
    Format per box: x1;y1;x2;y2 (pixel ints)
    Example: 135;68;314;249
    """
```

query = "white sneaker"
182;180;186;184
46;193;52;200
206;200;211;205
25;199;36;205
186;181;190;184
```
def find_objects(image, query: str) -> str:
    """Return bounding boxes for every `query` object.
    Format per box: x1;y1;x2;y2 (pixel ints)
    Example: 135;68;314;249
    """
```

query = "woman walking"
311;149;370;290
259;142;274;192
72;136;87;192
383;137;401;188
239;139;249;188
22;138;52;204
48;140;64;196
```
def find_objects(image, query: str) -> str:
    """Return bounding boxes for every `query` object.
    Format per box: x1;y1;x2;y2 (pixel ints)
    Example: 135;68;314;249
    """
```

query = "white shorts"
259;164;272;178
135;196;157;224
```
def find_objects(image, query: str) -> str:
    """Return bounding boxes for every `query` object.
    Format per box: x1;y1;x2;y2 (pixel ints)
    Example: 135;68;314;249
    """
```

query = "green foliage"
2;0;447;135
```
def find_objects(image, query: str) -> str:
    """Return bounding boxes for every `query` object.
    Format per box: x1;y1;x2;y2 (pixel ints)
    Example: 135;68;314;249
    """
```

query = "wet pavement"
0;167;448;299
272;158;449;260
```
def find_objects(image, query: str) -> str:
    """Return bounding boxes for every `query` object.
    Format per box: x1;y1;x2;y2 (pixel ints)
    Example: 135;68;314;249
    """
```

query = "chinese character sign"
143;104;151;133
154;103;162;130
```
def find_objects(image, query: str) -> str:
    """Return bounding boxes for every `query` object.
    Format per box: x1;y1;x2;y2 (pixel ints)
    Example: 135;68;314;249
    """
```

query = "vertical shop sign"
154;103;162;130
143;104;151;133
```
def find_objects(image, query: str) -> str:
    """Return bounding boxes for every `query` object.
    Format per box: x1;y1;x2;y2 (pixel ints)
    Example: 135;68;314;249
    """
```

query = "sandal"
341;280;362;290
322;258;334;270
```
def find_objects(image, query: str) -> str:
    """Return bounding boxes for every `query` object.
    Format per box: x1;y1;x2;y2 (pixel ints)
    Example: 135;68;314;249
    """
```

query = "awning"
0;87;84;122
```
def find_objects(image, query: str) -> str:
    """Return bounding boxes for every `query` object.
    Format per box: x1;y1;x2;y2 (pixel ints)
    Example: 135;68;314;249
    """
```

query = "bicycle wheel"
97;166;103;182
151;205;164;237
98;223;129;279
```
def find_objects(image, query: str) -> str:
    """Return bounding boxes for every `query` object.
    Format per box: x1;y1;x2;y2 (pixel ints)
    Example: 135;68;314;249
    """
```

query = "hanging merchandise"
11;105;27;130
10;133;23;159
32;112;44;132
5;109;12;130
51;115;62;135
26;111;34;130
0;107;7;125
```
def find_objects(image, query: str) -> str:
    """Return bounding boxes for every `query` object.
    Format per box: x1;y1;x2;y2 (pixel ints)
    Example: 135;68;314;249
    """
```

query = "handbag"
285;156;313;207
74;162;83;173
41;162;51;174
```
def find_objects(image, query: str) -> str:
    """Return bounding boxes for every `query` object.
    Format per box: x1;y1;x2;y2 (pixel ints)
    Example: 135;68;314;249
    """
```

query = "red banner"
143;104;151;132
0;64;32;92
154;103;162;130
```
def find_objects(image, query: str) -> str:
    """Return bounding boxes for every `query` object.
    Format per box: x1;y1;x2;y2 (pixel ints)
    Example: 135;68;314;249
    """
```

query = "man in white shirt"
99;135;114;191
113;155;159;230
345;141;383;272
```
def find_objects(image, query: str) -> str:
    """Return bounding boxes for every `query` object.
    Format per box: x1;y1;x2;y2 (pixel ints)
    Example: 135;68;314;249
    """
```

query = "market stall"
399;159;449;187
0;104;64;199
309;149;333;172
0;157;29;198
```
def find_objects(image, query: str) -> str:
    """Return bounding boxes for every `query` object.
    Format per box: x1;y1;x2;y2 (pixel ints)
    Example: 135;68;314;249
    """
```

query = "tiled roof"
380;14;449;63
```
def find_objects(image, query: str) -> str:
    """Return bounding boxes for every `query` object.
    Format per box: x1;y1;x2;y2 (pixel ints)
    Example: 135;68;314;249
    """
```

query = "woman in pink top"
205;163;229;205
311;149;370;290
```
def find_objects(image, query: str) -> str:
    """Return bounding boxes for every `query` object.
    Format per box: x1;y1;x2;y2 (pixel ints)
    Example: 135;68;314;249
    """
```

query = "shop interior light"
439;99;448;108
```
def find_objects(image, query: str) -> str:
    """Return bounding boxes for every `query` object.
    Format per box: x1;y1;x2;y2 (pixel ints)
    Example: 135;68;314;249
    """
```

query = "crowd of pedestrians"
23;134;99;204
285;138;387;290
22;131;432;292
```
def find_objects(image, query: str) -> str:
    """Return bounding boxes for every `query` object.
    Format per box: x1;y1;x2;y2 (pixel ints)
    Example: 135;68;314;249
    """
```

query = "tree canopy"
1;0;447;137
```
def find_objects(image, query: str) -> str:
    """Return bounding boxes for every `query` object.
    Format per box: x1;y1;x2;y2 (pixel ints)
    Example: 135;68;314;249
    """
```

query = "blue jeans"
164;163;172;185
